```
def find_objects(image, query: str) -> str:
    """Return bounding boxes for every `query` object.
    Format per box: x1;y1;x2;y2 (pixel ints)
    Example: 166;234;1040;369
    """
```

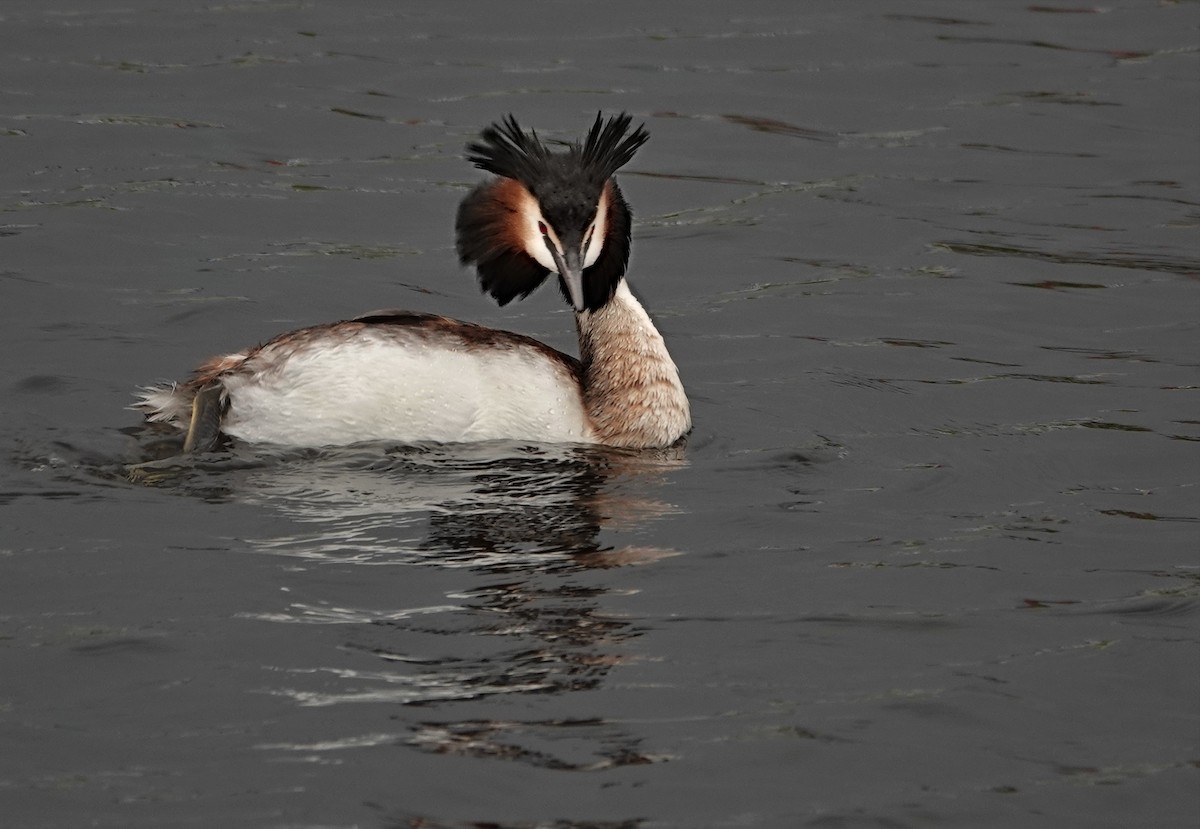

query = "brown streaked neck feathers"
575;282;691;449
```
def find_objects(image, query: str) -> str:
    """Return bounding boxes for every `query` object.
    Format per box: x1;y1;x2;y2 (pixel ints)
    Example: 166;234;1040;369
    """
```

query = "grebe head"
456;112;649;313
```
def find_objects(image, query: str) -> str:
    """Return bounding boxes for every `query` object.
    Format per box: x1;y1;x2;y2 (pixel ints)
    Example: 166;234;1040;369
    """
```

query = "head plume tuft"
465;115;551;187
580;112;649;183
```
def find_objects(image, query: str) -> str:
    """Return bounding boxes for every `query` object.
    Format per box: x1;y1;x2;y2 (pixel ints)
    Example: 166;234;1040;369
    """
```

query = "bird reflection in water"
134;440;684;773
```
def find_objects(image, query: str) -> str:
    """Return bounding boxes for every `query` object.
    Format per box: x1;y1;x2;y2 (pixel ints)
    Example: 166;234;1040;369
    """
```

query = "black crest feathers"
465;114;550;187
466;112;648;189
580;112;649;183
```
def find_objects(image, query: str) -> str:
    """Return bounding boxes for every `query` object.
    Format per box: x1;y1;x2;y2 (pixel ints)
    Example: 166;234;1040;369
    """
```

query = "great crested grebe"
134;112;690;452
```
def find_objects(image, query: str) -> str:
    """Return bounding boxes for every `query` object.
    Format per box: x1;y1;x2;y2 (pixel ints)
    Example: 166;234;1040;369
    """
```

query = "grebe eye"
537;221;549;237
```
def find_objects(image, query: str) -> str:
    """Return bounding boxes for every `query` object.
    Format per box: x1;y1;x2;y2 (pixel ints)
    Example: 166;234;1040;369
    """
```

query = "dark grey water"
2;2;1197;827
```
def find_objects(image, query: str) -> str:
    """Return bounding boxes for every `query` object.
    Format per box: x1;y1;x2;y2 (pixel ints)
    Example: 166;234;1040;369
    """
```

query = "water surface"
2;2;1197;827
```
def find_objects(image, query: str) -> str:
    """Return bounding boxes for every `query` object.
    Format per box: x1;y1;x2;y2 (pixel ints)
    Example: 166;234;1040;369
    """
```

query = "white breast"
220;330;594;447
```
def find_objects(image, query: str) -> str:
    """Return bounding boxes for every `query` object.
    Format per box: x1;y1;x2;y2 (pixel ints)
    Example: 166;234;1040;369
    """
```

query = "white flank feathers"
140;327;593;447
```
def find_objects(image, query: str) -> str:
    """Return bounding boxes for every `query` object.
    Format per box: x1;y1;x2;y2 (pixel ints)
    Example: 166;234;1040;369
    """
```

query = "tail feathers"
131;383;193;428
132;351;248;429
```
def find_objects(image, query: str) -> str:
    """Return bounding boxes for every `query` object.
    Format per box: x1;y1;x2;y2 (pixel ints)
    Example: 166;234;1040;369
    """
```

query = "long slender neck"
575;279;691;449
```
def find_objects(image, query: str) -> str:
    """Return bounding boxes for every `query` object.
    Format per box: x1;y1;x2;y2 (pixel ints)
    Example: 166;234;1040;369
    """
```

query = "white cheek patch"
531;230;559;272
517;197;562;272
583;184;609;269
